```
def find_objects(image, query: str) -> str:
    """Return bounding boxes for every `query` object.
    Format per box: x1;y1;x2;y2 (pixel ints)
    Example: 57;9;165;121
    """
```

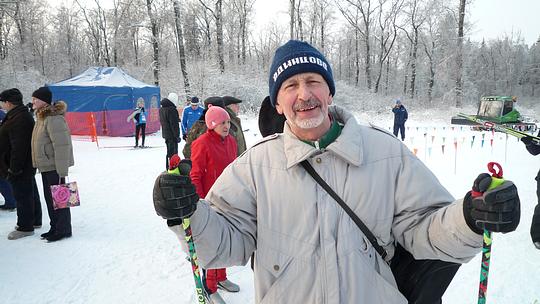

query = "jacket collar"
282;105;364;169
4;104;28;120
207;129;227;142
36;101;67;119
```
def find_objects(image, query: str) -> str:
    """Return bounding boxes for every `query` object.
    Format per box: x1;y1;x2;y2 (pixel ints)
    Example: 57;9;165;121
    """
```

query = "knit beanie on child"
268;40;335;108
205;105;230;130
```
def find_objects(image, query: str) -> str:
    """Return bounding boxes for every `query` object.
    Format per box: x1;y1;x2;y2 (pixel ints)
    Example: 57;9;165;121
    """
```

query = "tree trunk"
320;4;325;51
455;0;466;107
14;2;28;70
172;0;191;96
146;0;160;86
364;30;372;90
296;0;303;40
216;0;225;73
409;27;418;99
289;0;295;39
355;29;360;86
98;7;111;66
132;28;139;67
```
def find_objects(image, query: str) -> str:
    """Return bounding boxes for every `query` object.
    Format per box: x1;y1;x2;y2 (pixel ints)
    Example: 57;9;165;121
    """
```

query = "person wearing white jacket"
153;40;521;304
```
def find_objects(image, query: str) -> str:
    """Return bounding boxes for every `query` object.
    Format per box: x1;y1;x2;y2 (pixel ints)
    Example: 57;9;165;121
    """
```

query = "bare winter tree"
289;0;295;39
13;0;28;70
146;0;160;85
421;5;439;104
455;0;465;107
338;0;379;90
231;0;254;64
399;0;427;99
372;0;402;93
75;0;103;64
172;0;191;96
198;0;225;73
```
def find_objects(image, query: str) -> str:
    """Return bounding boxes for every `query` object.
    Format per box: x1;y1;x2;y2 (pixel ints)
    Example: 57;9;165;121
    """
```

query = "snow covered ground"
1;110;539;304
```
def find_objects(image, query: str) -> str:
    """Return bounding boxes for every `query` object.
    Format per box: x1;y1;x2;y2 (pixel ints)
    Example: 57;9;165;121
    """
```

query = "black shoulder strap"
300;160;388;260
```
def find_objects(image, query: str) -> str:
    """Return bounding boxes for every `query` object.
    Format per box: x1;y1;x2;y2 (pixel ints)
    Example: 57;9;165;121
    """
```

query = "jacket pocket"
257;246;295;304
42;143;53;160
343;245;406;303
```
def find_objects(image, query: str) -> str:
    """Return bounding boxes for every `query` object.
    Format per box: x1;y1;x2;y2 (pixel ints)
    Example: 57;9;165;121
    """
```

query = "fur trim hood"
36;101;67;119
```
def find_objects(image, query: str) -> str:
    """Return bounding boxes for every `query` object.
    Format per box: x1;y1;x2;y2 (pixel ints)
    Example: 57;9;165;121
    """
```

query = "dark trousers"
391;244;461;304
0;177;16;207
135;124;146;146
41;171;71;234
165;138;179;169
393;123;406;140
11;175;42;231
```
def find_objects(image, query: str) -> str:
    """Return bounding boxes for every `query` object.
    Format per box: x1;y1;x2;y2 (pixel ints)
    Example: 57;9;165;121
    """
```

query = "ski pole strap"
300;160;388;260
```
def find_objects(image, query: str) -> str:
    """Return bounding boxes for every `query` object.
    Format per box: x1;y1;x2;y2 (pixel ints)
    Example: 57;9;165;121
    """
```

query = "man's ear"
275;102;284;115
327;94;333;105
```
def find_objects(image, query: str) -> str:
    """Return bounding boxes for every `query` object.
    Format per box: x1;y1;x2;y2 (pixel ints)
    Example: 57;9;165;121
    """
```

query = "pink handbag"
51;181;80;210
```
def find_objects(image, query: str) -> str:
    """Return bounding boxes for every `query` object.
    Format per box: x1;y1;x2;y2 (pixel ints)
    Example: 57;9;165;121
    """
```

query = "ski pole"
168;156;207;304
476;162;504;304
181;217;207;304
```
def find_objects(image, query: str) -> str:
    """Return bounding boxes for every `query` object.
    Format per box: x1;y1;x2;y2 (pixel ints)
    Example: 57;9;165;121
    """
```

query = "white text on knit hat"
272;56;328;82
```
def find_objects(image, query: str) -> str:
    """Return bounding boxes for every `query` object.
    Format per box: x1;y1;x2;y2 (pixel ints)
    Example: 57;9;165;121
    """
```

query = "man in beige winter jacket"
153;41;521;303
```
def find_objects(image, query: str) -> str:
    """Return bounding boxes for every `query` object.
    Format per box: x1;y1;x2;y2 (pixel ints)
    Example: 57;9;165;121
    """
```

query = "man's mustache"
293;98;321;111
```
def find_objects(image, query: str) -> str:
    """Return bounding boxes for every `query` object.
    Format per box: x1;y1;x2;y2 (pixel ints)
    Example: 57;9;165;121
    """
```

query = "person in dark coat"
521;132;540;249
0;108;17;211
222;96;247;156
392;99;408;140
258;95;286;137
159;97;181;169
0;88;42;240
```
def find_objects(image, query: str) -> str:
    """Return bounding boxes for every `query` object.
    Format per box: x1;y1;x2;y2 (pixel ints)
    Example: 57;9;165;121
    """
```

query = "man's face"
275;72;332;141
228;103;240;115
191;104;198;110
0;101;8;111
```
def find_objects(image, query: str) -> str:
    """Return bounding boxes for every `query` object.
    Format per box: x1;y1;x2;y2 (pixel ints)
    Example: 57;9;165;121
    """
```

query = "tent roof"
50;67;156;88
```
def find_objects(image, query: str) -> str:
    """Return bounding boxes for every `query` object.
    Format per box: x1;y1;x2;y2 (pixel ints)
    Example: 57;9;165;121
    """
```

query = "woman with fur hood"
31;86;75;242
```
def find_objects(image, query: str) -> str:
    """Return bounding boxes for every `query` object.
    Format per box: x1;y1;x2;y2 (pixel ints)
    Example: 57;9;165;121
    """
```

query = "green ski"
457;113;540;144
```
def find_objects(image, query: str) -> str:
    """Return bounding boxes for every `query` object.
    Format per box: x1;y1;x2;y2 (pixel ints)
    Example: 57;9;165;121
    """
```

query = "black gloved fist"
182;134;187;140
531;204;540;249
463;173;520;234
521;136;534;146
176;137;181;143
153;172;199;220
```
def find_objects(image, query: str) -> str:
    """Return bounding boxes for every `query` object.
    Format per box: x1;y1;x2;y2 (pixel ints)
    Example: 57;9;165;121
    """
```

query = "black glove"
521;136;534;146
176;137;181;143
182;134;187;140
153;172;199;220
531;204;540;249
463;173;520;234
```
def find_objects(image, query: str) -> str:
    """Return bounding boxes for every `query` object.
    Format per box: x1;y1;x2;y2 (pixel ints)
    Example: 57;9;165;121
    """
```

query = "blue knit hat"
268;40;335;107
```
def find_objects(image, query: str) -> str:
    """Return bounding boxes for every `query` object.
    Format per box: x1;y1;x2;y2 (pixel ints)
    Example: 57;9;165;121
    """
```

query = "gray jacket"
176;105;481;303
31;101;74;177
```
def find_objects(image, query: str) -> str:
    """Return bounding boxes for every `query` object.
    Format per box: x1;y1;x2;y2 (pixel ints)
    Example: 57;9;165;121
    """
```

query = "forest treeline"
0;0;539;108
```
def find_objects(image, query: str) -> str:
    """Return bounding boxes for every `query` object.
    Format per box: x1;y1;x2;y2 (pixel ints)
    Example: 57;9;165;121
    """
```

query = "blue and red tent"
47;67;160;137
